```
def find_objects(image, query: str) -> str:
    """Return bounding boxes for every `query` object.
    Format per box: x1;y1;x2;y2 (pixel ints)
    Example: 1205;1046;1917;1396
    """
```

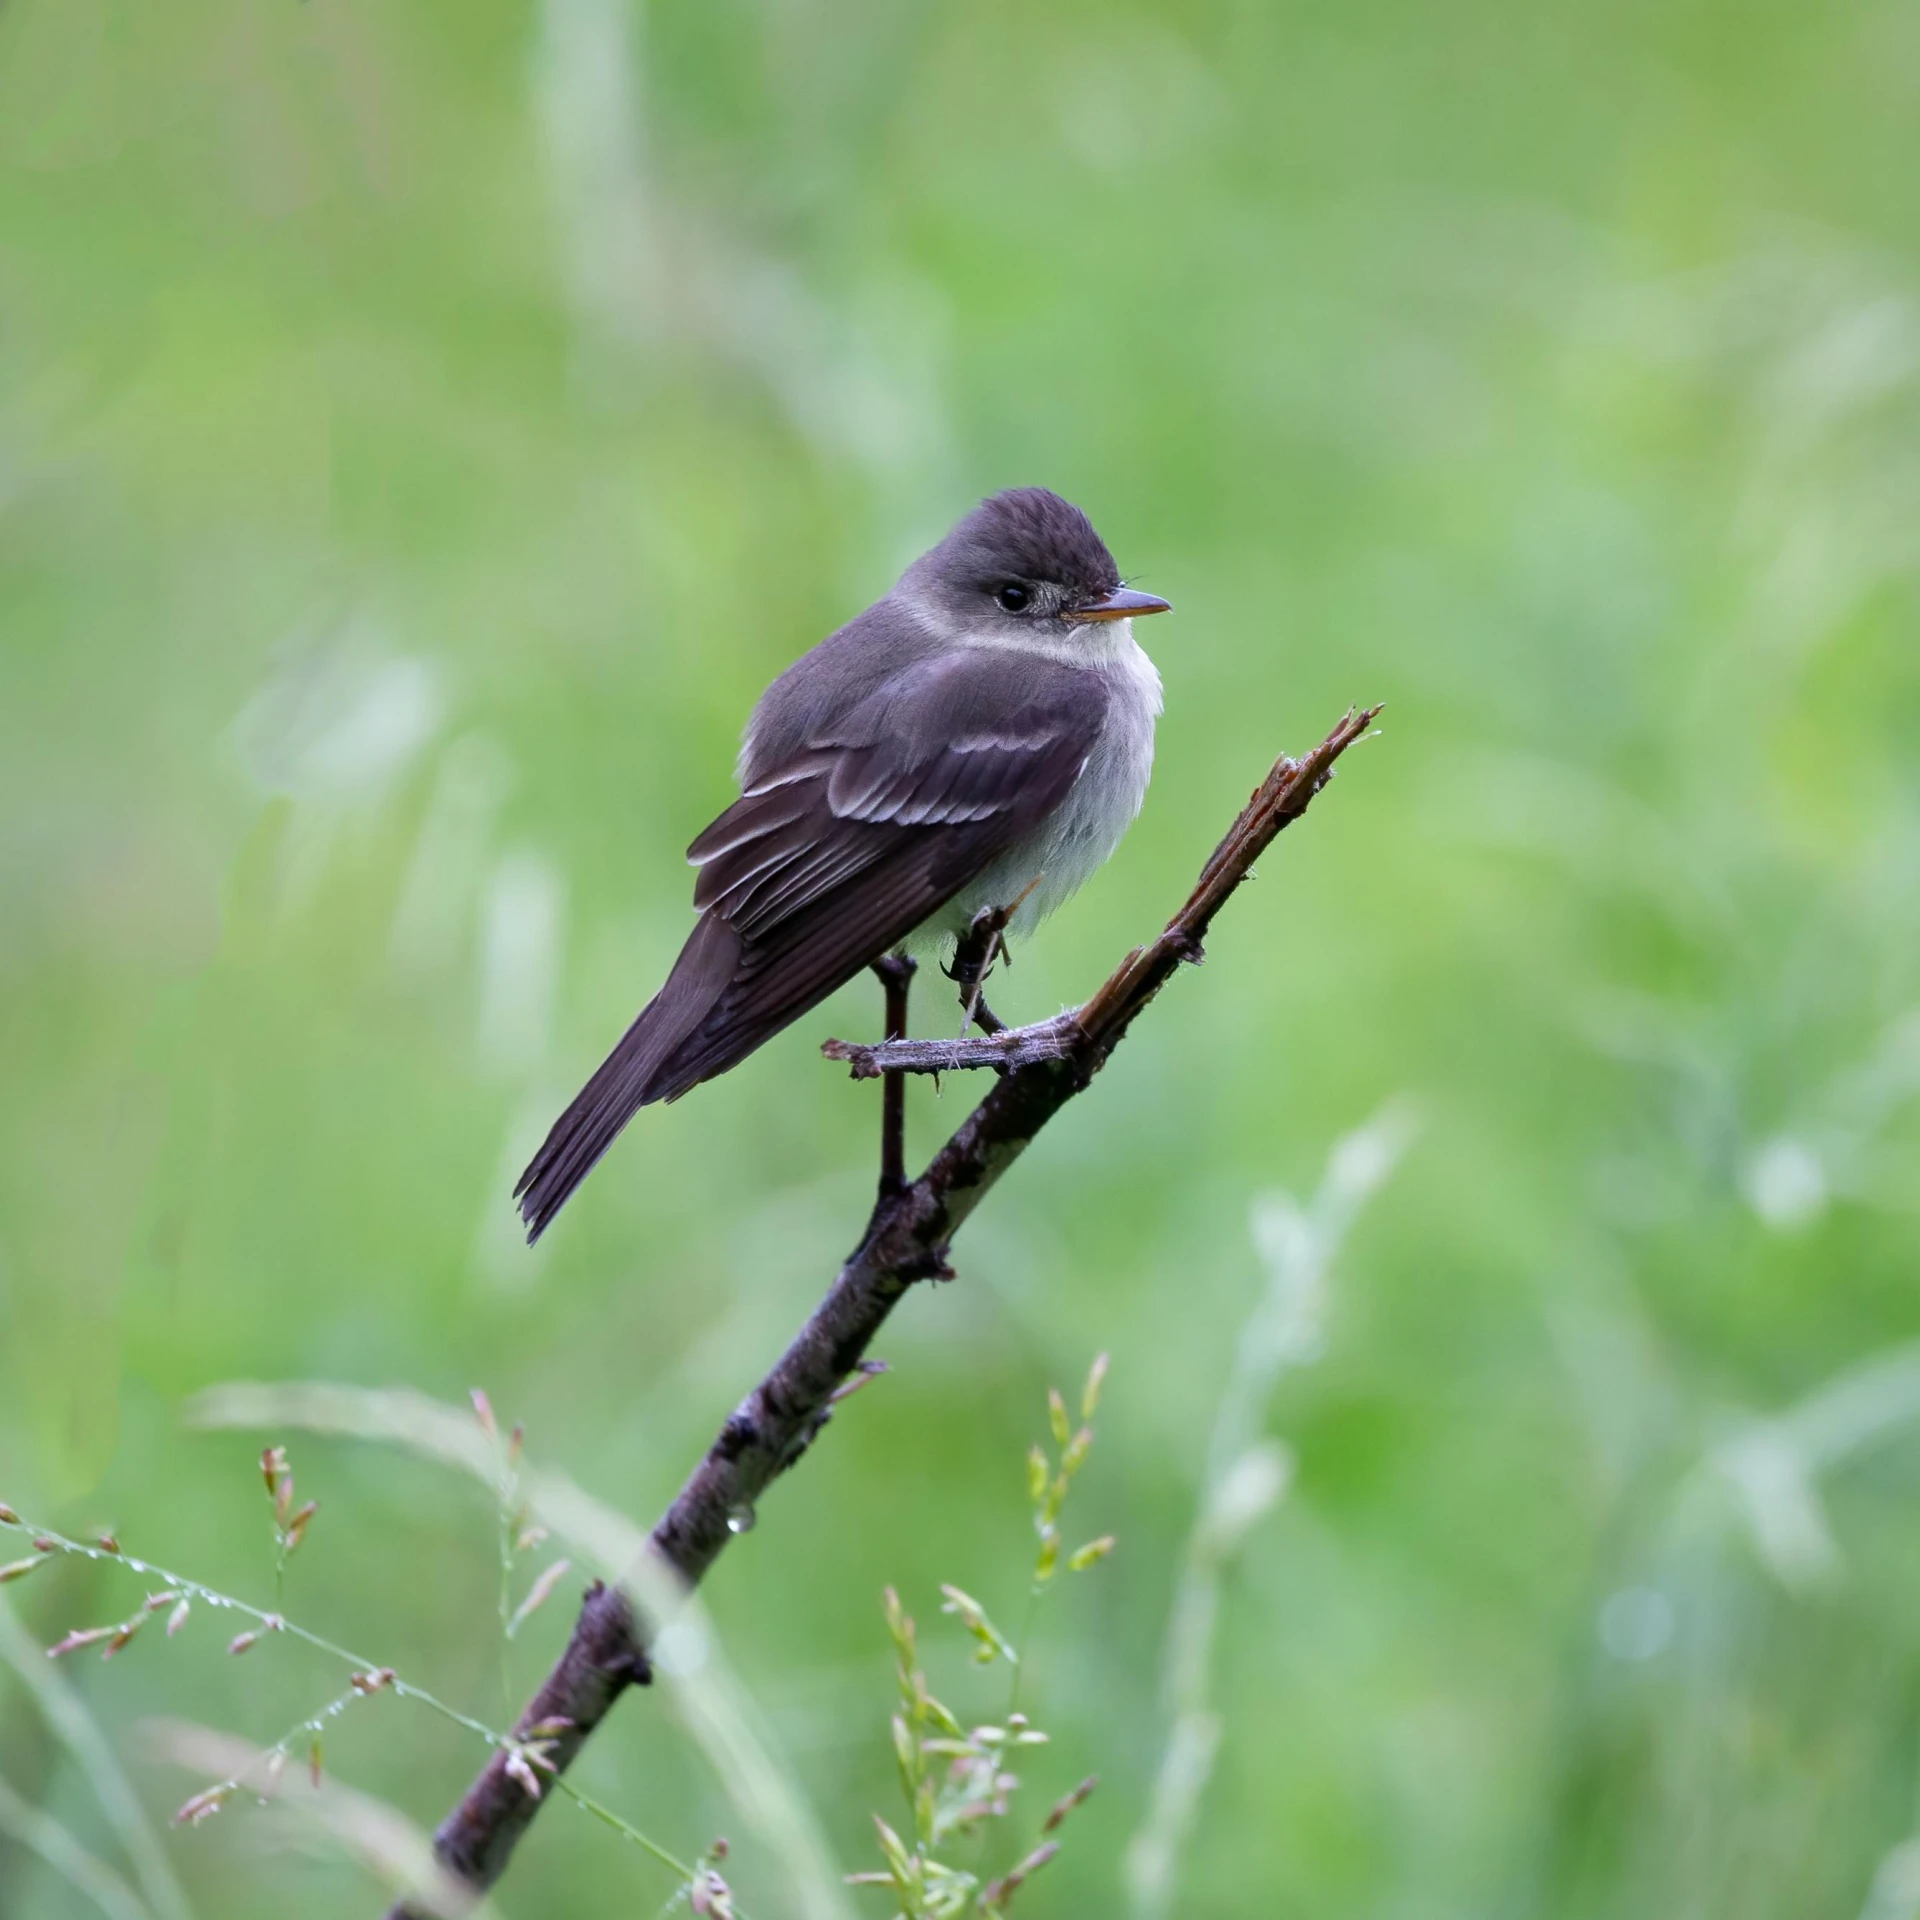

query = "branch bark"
387;703;1380;1917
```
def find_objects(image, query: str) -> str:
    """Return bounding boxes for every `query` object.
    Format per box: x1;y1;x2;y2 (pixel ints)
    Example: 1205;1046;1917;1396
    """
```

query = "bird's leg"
946;903;1019;1035
871;951;916;1201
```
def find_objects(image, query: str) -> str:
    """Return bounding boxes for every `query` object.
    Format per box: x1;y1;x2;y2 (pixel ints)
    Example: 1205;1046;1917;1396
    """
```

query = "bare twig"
386;703;1380;1919
824;1013;1082;1080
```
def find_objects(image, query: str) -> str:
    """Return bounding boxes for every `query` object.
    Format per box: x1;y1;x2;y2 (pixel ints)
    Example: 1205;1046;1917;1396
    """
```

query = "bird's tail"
514;915;739;1241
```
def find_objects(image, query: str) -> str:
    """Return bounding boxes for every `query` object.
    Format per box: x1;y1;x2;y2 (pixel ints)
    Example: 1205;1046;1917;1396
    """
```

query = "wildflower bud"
172;1785;231;1828
285;1501;318;1550
1035;1525;1059;1583
1048;1388;1070;1448
1081;1351;1109;1420
709;1837;729;1861
145;1590;176;1612
33;1538;56;1553
350;1667;396;1694
228;1630;260;1656
260;1447;287;1495
0;1503;19;1525
274;1477;294;1526
503;1749;542;1800
167;1599;191;1637
48;1627;116;1658
97;1533;120;1555
514;1525;549;1555
104;1617;145;1658
471;1389;498;1443
0;1558;42;1585
1061;1426;1093;1475
526;1716;574;1739
1067;1534;1116;1572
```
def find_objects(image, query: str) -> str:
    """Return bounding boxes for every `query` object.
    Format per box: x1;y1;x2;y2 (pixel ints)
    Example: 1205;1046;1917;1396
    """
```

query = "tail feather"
514;916;739;1241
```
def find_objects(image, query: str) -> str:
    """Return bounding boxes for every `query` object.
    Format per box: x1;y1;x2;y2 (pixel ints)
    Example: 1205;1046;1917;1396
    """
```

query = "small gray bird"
516;487;1170;1239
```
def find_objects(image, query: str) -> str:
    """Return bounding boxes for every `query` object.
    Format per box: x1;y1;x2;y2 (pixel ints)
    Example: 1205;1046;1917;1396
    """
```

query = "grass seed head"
506;1558;571;1637
1081;1352;1109;1421
284;1500;318;1551
48;1626;116;1658
1041;1775;1098;1833
1026;1446;1048;1505
172;1785;232;1828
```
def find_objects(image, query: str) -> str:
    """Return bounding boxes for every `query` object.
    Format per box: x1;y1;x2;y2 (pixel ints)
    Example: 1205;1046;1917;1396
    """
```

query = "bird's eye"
997;582;1030;612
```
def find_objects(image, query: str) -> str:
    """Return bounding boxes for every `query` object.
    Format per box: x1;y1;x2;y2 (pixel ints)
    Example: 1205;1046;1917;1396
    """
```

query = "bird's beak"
1068;587;1173;623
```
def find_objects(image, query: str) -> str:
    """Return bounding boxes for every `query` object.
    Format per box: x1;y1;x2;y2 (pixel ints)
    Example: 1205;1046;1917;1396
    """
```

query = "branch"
387;703;1380;1917
823;1013;1082;1079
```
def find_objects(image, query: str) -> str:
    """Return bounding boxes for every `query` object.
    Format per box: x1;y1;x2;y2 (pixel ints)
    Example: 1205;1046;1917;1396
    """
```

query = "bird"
515;487;1171;1240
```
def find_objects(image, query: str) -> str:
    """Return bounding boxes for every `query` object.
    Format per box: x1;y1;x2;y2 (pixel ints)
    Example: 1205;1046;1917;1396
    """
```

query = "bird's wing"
671;647;1103;1080
515;649;1103;1238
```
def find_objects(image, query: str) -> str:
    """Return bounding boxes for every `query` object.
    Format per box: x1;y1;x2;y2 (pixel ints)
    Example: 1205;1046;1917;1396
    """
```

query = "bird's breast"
929;632;1162;944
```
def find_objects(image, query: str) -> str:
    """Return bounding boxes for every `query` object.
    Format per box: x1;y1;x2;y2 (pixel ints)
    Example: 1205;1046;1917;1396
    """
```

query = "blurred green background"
5;0;1920;1914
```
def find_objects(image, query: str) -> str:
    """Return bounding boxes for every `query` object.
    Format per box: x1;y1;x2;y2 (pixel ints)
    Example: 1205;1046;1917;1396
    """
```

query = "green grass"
4;0;1920;1914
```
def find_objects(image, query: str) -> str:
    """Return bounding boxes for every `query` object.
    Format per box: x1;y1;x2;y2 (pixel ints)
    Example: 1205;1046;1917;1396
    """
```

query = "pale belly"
908;640;1161;951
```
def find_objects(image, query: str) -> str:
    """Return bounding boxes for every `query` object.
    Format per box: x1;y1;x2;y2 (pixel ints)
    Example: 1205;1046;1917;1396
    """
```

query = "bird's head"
902;487;1171;643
